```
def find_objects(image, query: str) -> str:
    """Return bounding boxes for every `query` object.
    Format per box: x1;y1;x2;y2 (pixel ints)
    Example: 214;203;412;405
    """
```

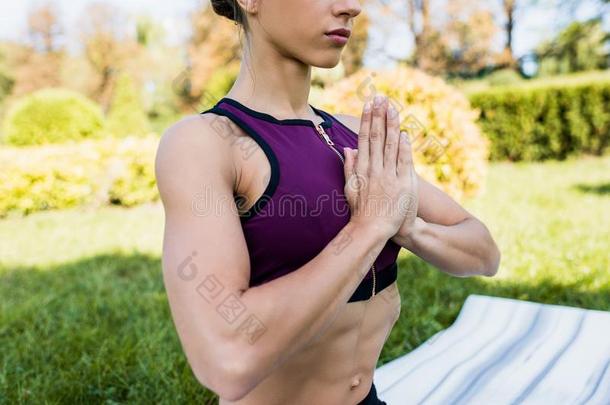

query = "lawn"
1;153;609;403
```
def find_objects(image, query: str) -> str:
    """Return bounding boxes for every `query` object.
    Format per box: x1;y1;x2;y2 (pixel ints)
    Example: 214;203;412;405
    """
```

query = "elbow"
481;244;501;277
192;345;261;401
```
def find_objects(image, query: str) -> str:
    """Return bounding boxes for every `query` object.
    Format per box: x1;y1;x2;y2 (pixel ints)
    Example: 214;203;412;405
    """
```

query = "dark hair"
211;0;247;28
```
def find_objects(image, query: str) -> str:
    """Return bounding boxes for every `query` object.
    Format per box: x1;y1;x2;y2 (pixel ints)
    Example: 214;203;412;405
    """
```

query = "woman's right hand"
343;94;418;240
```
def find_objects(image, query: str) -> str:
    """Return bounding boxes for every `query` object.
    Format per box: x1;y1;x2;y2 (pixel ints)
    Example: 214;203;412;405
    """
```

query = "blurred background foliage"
0;0;607;217
1;1;609;402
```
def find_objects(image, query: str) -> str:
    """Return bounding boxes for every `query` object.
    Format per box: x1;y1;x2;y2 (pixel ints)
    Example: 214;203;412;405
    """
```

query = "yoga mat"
373;294;610;405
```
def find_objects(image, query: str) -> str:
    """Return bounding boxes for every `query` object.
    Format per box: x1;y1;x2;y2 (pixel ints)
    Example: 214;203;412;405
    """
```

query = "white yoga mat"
373;294;610;405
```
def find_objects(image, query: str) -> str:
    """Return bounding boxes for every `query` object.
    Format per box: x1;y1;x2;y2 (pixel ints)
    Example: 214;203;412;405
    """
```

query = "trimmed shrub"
0;135;159;217
1;88;104;146
470;80;610;161
103;136;159;206
320;66;490;201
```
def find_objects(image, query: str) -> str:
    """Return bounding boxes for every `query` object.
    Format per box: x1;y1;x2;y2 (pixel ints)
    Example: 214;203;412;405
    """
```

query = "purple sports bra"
201;97;400;303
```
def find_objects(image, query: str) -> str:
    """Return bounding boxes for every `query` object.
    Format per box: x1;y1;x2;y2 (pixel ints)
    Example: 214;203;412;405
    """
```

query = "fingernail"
363;102;371;112
374;95;383;106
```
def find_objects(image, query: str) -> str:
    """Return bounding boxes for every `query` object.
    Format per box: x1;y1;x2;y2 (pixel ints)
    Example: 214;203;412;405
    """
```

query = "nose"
334;0;362;19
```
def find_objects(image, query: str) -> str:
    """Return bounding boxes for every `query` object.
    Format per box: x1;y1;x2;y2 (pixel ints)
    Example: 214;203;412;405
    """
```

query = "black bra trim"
200;105;280;224
348;262;398;303
218;97;333;129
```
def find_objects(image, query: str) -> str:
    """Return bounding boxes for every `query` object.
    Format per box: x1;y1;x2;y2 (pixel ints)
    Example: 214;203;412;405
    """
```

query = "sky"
0;0;607;69
0;0;198;49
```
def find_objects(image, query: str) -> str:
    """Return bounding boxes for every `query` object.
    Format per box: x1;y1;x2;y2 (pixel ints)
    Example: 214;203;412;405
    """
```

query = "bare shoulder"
156;113;235;158
155;113;236;203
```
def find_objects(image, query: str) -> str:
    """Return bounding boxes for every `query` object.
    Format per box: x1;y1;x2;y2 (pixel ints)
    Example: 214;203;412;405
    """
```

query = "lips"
325;28;351;38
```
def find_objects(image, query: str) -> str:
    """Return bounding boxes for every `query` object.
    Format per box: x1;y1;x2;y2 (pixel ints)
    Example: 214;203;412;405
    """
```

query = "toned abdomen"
219;281;401;405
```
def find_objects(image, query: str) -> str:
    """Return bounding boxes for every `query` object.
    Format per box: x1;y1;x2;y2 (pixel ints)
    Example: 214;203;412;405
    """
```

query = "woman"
155;0;501;403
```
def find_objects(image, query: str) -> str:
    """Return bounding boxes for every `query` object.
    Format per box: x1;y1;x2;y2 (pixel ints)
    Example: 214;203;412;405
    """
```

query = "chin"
308;52;343;69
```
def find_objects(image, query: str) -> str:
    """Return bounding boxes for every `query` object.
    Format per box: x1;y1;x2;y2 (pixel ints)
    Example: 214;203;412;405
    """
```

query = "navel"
350;374;361;390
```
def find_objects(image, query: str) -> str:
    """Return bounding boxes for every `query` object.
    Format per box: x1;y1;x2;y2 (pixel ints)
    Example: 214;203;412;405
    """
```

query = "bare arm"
335;113;501;277
392;178;501;277
156;114;392;401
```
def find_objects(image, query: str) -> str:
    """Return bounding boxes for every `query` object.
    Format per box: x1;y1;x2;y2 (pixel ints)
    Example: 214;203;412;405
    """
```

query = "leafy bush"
1;88;104;146
0;135;159;217
106;72;151;137
319;66;490;201
104;136;159;206
470;79;610;161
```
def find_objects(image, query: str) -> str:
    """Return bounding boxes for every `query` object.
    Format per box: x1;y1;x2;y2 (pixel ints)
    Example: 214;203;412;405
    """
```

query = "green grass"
1;153;609;403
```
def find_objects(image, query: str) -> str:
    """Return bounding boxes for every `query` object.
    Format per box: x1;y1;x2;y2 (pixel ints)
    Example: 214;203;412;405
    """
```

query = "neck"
225;36;316;120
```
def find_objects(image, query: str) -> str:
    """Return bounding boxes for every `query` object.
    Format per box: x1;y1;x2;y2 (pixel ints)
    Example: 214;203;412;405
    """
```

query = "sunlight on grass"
1;153;609;402
463;153;609;285
0;202;164;268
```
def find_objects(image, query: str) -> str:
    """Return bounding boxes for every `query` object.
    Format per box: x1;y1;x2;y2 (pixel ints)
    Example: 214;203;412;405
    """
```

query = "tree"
406;0;441;71
498;0;517;68
536;17;609;74
0;45;16;105
399;0;498;76
495;0;607;69
445;0;499;75
106;71;150;137
79;2;137;109
27;2;63;54
183;2;241;108
8;2;65;97
134;15;164;49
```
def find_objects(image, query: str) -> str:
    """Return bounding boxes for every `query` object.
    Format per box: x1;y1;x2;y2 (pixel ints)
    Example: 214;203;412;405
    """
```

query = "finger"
370;95;387;174
349;148;359;170
406;167;419;217
397;130;414;179
356;100;372;176
383;101;400;173
343;147;354;181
